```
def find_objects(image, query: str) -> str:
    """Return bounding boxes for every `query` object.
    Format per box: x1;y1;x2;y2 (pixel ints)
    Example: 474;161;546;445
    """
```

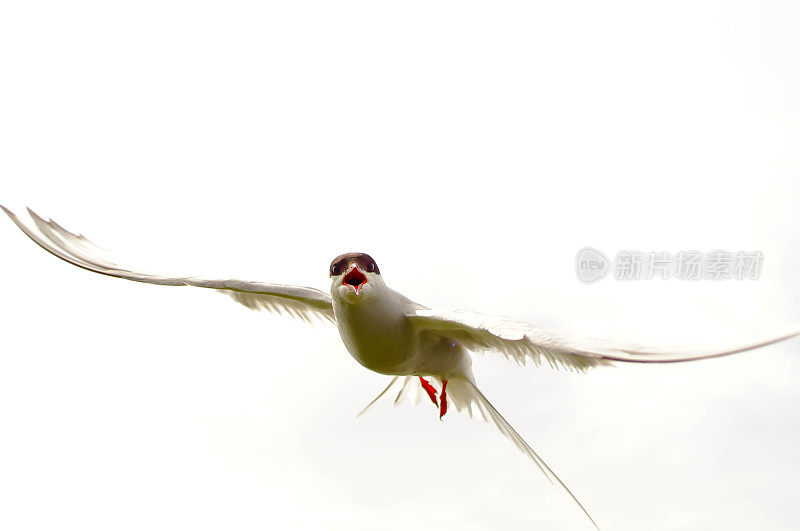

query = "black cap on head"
330;252;380;277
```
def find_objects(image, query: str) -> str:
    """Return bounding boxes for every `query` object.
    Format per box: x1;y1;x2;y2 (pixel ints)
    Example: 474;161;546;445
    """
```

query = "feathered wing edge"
359;376;599;529
1;206;336;324
408;309;800;371
215;289;334;324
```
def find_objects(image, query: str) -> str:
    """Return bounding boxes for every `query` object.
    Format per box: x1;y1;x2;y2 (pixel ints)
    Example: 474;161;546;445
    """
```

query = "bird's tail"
446;379;599;529
359;376;599;529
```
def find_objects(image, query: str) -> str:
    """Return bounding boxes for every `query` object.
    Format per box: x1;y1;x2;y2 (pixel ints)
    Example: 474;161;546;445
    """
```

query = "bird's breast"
333;296;416;375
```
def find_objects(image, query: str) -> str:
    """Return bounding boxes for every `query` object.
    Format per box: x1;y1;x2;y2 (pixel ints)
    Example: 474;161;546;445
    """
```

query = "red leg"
419;377;448;418
439;379;448;420
419;377;438;407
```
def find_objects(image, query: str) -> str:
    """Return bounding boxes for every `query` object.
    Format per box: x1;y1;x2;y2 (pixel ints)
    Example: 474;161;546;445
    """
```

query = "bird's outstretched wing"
407;307;800;372
1;206;335;324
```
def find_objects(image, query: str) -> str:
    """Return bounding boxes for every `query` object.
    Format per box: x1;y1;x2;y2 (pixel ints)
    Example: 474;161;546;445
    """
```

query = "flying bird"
4;206;800;529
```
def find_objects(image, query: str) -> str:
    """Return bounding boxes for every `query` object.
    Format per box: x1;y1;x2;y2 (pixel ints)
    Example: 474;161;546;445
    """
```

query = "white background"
2;2;800;530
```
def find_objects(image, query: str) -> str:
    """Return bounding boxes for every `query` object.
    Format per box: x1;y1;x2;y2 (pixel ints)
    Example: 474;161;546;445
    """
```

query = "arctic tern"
4;206;800;529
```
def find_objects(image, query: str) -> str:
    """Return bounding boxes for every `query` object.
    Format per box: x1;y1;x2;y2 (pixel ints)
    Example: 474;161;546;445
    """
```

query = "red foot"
419;377;438;407
439;379;448;420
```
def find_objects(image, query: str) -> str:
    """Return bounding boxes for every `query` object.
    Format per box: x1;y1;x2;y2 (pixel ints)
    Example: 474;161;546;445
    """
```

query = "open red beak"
343;267;368;293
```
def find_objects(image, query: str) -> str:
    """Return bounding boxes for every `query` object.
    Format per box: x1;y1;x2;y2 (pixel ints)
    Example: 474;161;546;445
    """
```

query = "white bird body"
332;277;472;379
4;205;800;530
333;281;420;376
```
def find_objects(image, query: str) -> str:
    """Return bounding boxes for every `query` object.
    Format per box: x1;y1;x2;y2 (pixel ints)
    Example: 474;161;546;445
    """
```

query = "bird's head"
330;252;382;303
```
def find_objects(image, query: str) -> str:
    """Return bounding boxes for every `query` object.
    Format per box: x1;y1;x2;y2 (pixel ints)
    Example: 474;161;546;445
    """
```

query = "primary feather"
1;206;336;324
408;307;800;370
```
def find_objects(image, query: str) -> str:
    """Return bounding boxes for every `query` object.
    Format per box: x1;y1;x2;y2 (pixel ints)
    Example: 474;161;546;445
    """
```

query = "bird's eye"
367;262;375;272
331;265;340;276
